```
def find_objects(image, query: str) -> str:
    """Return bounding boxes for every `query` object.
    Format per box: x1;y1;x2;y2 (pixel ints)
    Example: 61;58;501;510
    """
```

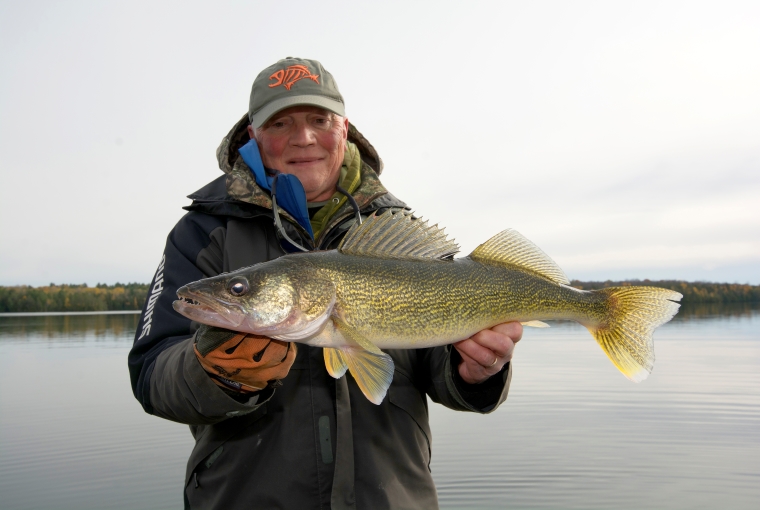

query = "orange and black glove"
193;325;297;393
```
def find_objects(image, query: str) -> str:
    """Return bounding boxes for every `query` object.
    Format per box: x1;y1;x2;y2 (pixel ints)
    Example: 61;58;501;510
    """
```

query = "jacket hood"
214;114;390;213
186;114;406;244
217;113;383;178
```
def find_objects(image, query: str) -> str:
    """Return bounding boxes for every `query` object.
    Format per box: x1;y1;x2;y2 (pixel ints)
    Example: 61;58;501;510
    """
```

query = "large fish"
173;210;682;404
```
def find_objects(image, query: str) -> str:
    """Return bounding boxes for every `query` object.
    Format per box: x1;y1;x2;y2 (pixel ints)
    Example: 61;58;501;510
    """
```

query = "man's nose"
290;121;316;146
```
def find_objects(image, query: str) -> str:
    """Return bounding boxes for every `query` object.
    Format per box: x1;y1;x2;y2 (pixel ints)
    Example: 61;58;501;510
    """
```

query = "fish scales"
307;251;607;349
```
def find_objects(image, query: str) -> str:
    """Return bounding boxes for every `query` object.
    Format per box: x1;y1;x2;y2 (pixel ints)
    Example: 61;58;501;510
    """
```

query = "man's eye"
267;118;291;130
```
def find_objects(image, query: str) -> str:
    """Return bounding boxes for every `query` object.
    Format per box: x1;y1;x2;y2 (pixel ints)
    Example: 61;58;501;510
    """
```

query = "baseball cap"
248;57;345;129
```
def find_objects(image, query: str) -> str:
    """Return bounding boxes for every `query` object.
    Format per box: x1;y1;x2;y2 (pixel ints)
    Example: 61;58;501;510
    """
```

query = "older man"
128;57;522;510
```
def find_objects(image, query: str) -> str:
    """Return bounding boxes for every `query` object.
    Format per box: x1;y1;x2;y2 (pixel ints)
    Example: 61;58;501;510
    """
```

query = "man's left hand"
453;322;523;384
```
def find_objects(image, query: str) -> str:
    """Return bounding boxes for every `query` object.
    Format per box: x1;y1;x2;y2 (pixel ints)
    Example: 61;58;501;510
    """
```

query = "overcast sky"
1;0;758;286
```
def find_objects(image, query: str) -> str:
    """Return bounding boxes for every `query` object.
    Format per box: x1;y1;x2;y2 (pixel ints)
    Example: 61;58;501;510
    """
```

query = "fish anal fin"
332;317;394;405
469;230;570;285
521;320;550;328
339;209;459;261
324;347;348;378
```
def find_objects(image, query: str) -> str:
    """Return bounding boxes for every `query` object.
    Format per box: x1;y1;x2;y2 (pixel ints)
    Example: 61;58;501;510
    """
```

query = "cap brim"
249;95;346;128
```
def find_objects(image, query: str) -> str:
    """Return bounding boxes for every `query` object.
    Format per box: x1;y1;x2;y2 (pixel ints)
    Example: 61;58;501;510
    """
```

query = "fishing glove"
193;324;297;393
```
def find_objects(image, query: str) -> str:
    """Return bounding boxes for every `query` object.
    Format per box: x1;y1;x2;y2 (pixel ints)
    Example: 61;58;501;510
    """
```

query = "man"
128;57;522;509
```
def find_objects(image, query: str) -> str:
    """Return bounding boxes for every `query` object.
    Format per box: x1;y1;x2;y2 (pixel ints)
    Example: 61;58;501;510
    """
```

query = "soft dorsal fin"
469;229;570;285
339;210;459;260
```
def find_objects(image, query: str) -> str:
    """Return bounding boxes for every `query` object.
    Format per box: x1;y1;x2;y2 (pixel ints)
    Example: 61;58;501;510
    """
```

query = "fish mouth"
173;286;245;329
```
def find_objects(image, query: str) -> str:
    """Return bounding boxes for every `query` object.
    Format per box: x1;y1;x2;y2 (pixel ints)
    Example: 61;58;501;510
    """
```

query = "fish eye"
228;278;249;297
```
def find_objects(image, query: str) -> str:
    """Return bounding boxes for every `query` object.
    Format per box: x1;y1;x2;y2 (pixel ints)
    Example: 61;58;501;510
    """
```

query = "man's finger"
457;346;504;382
489;322;523;343
468;329;514;359
454;337;502;367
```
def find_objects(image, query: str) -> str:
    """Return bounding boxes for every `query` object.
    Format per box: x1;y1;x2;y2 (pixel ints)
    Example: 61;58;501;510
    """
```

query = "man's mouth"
288;157;323;165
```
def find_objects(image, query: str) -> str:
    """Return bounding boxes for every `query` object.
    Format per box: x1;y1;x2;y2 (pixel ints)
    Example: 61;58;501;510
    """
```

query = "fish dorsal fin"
470;229;570;285
339;210;459;260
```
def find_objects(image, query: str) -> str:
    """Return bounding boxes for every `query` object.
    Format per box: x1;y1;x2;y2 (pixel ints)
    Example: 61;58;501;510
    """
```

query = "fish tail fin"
586;286;682;382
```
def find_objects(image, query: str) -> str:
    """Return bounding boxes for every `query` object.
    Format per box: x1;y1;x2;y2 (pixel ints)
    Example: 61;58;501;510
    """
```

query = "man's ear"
247;125;256;140
342;117;349;140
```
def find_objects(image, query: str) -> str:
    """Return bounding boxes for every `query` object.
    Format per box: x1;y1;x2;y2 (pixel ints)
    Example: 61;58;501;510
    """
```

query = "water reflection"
676;301;760;320
0;307;758;510
0;313;140;342
431;304;760;510
0;312;192;510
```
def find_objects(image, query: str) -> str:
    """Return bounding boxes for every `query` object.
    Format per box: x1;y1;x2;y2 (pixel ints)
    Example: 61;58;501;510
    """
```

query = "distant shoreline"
0;310;142;317
0;283;149;314
1;280;758;313
570;279;760;304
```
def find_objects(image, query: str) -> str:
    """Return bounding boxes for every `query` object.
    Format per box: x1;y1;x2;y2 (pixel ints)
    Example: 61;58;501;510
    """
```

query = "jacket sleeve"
419;345;512;413
127;212;266;424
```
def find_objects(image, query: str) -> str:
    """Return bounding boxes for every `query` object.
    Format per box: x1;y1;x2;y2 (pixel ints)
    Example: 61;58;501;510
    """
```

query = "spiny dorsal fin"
470;229;570;285
339;210;459;261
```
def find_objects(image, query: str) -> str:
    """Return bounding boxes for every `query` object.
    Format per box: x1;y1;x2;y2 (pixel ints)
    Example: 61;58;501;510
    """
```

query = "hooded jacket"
128;115;512;510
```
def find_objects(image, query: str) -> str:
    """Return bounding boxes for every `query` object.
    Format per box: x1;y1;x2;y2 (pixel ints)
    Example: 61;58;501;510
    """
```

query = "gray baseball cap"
248;57;345;129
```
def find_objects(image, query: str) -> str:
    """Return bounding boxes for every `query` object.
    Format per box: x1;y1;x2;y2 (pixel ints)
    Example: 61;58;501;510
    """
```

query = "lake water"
0;305;758;510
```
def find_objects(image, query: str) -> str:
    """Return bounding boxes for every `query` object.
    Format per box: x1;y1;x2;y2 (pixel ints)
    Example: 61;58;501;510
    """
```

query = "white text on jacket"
138;254;166;340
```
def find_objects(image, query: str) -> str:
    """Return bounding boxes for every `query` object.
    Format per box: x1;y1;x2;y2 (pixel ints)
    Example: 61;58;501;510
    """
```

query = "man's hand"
453;322;522;384
193;325;297;392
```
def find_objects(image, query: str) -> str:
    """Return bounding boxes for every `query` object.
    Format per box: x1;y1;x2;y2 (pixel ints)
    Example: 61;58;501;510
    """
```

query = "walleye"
174;210;682;404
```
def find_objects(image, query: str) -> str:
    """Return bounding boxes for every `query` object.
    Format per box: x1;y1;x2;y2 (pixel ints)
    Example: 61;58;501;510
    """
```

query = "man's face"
248;106;349;202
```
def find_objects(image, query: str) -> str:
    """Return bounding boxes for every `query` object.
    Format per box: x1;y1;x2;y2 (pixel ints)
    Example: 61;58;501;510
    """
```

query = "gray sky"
1;0;758;286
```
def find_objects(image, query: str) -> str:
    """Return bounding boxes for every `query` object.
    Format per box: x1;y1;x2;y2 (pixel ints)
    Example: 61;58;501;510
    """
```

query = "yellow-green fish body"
301;251;603;348
174;211;681;404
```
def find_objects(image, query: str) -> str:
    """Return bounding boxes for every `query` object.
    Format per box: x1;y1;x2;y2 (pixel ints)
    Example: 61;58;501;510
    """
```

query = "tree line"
0;283;149;313
0;280;758;313
570;280;760;303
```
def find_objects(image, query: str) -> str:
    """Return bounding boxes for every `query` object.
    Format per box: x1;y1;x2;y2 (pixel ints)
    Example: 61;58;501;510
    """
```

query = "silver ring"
490;357;498;367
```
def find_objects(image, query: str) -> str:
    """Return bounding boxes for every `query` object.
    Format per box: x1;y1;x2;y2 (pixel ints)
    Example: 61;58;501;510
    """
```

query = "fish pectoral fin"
324;347;349;378
521;320;550;328
332;317;394;405
332;316;384;355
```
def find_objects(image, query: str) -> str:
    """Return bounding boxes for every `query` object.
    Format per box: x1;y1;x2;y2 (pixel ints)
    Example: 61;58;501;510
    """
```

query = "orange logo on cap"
268;65;320;90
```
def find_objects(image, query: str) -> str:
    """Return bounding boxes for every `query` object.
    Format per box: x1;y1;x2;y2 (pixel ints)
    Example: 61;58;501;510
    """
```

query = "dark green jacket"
128;117;512;509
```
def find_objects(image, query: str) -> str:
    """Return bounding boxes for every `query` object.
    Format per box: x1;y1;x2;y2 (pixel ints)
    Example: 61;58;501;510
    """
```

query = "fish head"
173;257;335;338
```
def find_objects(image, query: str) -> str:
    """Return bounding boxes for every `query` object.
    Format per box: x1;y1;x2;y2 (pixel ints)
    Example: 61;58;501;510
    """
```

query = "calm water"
0;305;758;510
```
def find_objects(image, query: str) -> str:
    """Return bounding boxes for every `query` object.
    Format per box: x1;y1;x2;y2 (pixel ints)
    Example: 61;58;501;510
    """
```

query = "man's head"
247;58;348;202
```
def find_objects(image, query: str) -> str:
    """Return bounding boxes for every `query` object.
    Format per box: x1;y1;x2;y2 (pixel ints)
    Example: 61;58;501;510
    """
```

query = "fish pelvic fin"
324;347;349;378
469;230;569;285
588;286;682;382
332;317;395;405
339;209;459;261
